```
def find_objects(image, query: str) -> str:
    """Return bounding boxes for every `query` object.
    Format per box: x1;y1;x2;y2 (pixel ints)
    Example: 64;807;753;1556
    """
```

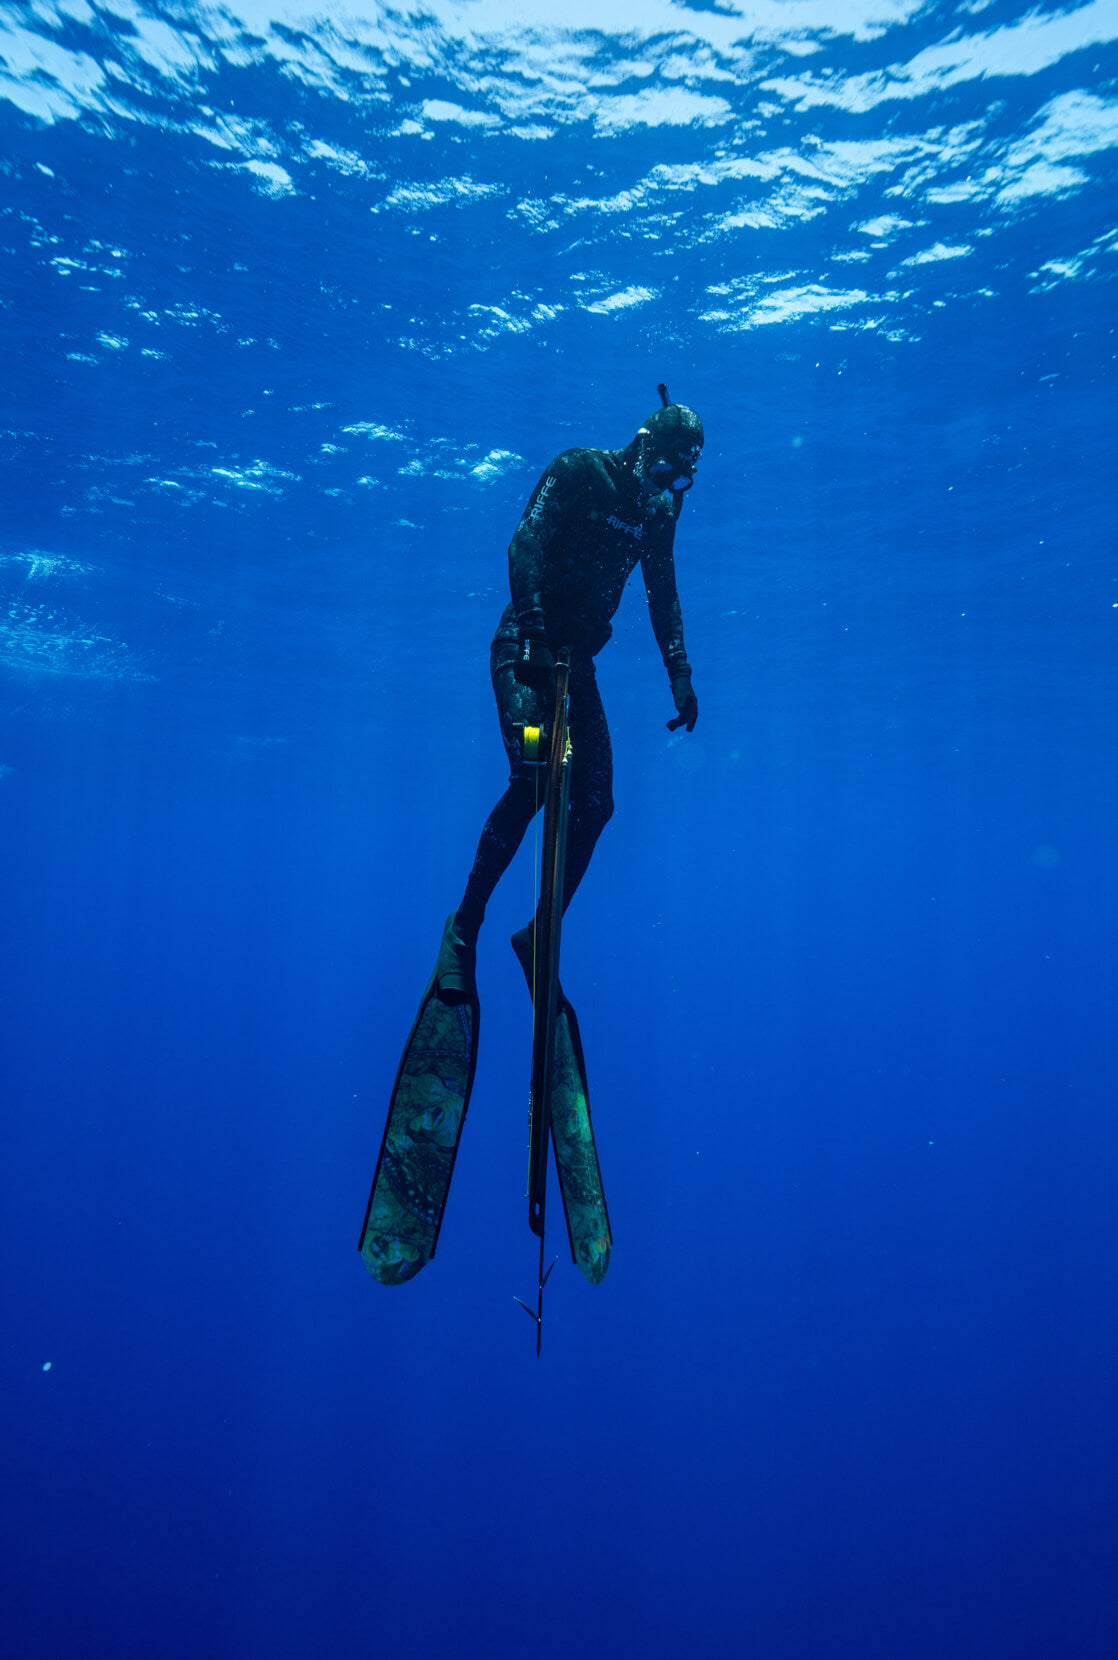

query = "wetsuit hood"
638;402;705;472
625;401;704;496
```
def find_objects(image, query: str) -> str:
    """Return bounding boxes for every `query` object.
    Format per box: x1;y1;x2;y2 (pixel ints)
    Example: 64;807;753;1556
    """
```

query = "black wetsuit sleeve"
640;517;690;678
506;453;586;641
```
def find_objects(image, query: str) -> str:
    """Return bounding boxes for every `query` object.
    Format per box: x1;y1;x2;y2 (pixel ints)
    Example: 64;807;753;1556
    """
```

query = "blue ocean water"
3;1;1117;1654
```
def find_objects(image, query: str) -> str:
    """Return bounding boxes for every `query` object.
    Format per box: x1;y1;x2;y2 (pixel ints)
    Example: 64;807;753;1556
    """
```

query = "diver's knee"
502;772;541;816
505;769;538;795
591;788;614;831
572;791;613;839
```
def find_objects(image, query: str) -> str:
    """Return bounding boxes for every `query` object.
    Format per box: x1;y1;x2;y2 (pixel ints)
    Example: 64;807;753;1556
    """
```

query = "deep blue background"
2;2;1117;1655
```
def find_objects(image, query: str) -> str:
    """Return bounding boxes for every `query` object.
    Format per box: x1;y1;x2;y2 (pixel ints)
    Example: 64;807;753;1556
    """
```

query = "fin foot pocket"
435;911;476;1002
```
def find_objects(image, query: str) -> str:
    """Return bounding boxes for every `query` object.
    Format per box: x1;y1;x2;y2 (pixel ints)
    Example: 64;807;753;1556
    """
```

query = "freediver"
434;389;704;1000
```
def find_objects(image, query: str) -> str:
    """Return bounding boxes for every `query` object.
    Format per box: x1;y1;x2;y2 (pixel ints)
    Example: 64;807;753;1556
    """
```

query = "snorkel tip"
657;382;670;408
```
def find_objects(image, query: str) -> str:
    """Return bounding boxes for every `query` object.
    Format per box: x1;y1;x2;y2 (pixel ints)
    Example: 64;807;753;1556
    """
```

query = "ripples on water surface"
2;0;1114;725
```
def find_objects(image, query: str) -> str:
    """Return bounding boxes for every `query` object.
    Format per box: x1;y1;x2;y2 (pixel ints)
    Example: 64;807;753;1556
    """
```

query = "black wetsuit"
455;440;691;945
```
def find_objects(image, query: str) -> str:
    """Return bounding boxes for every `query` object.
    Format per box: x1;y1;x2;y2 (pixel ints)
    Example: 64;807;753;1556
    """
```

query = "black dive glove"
666;665;698;732
514;636;556;692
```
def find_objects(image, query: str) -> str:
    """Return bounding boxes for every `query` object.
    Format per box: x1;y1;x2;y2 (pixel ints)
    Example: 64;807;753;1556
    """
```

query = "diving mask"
648;458;696;493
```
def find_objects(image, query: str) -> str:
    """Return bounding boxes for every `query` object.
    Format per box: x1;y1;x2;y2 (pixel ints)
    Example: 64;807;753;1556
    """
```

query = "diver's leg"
510;657;613;970
561;656;613;910
454;776;538;947
452;645;546;951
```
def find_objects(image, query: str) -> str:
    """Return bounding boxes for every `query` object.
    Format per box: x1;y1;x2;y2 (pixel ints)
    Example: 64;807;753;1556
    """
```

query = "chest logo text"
607;514;643;541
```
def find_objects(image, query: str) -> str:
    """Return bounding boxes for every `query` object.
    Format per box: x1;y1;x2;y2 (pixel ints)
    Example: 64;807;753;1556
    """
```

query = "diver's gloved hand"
514;636;555;691
666;666;698;732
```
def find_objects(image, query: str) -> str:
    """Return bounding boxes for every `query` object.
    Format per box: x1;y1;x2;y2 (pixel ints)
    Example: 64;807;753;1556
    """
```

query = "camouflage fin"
358;924;479;1285
550;994;612;1285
